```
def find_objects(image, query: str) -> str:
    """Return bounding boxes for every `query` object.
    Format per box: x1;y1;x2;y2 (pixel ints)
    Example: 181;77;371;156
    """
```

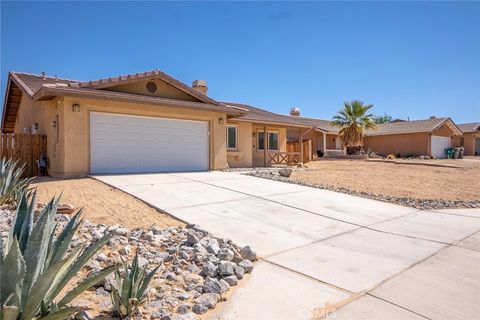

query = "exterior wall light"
72;103;81;112
218;118;224;124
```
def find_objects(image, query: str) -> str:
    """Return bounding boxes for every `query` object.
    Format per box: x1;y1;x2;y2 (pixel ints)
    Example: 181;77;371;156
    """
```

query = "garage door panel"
431;136;450;159
90;112;209;174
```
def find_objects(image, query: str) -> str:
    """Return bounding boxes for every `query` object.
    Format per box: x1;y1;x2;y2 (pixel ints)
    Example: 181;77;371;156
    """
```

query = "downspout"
299;127;314;163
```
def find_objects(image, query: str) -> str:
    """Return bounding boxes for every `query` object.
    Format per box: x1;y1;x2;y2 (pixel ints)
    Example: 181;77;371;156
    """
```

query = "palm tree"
331;100;376;153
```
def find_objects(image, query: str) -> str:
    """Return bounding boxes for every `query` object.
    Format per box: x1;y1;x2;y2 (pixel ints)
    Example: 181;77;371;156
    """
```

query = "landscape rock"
239;259;254;273
278;168;293;177
223;275;238;286
240;245;257;261
217;261;235;277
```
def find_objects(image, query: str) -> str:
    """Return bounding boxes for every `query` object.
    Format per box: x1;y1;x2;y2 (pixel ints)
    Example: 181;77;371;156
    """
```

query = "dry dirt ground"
31;177;182;229
294;158;480;201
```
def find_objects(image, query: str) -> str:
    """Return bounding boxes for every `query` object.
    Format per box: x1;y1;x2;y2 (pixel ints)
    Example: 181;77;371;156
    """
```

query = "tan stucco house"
453;122;480;156
1;70;316;177
363;118;462;158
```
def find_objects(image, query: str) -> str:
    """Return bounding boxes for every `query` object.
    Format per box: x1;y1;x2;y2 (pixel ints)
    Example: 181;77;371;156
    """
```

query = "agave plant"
0;158;32;205
111;254;159;318
0;188;116;319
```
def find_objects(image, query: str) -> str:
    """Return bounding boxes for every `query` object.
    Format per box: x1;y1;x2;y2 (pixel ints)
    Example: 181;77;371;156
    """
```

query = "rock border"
244;171;479;210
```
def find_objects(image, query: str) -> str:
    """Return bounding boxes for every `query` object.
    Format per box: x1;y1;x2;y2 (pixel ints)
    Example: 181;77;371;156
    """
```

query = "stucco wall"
226;121;252;168
40;97;228;177
105;79;199;102
432;123;454;137
251;125;287;167
13;94;64;175
364;132;430;157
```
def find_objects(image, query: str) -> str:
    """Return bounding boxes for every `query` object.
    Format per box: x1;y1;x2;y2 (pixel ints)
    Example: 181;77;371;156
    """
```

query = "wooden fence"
287;139;312;163
268;152;301;165
0;133;47;177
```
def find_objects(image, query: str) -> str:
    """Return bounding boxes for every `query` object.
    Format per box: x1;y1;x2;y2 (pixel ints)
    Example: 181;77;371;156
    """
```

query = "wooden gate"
0;133;47;177
287;139;312;163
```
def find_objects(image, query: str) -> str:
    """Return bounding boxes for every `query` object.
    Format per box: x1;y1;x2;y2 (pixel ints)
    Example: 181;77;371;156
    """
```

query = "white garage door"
90;112;209;174
431;135;450;159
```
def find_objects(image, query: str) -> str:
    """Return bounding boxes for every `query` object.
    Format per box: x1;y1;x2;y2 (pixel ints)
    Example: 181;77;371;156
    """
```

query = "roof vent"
290;107;300;116
146;81;157;93
192;80;208;95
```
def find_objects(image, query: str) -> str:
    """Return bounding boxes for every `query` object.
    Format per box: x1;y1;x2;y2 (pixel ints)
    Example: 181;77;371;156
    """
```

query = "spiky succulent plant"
0;158;32;205
110;254;159;318
0;188;115;319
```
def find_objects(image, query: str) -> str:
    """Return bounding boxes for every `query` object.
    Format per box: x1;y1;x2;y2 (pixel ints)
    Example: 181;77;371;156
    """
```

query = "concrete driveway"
95;171;480;320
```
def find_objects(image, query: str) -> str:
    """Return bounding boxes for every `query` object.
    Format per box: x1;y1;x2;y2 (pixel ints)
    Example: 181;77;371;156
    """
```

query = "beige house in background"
363;118;462;158
453;122;480;156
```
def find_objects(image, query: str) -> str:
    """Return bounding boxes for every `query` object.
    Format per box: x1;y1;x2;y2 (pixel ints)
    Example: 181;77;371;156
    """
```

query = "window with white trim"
226;125;237;149
257;130;279;151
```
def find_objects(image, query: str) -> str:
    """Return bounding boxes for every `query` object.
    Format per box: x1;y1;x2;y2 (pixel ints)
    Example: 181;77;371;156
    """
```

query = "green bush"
0;158;32;206
110;254;159;318
0;188;115;319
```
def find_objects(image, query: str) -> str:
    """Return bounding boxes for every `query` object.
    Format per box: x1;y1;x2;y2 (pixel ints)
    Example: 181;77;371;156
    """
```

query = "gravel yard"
247;158;480;209
31;177;182;229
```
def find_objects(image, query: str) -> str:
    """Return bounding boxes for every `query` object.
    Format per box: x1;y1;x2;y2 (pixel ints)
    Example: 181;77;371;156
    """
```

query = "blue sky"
1;1;479;123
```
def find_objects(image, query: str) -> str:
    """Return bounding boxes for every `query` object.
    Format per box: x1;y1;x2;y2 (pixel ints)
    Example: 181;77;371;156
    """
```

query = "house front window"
268;132;279;151
257;130;279;151
227;125;237;149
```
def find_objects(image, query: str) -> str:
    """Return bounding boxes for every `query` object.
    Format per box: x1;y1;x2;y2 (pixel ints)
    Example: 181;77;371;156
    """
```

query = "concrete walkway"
95;171;480;320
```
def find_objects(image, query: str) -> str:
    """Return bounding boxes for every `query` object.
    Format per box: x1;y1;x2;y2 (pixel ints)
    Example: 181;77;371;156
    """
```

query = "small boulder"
217;261;235;277
223;275;238;286
240;246;257;261
278;168;293;178
238;259;253;273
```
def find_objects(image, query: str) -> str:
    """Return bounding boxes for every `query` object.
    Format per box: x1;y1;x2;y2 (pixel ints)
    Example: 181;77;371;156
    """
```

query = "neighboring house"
222;104;345;167
453;122;480;156
1;70;316;176
363;117;462;158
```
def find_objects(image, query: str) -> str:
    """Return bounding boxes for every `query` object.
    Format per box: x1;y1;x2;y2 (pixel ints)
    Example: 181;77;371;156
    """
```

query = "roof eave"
233;117;312;129
33;87;245;116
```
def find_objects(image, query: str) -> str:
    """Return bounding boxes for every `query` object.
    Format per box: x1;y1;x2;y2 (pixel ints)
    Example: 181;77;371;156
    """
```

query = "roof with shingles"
364;117;461;136
6;71;246;116
224;101;340;131
456;122;480;133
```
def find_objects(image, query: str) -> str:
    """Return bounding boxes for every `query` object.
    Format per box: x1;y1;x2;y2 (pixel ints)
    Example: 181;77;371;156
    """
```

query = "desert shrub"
111;254;159;318
387;154;396;160
0;158;32;205
346;146;362;155
0;188;115;320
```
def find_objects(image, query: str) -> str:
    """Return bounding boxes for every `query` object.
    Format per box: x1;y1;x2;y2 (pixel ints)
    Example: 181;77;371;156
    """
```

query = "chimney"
192;80;208;95
290;107;300;116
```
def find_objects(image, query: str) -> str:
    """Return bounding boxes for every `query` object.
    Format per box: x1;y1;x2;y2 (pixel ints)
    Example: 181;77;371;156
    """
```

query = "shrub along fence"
0;133;47;177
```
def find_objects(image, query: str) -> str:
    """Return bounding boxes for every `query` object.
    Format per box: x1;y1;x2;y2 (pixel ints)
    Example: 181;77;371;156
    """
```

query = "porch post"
263;126;267;167
323;133;327;154
300;131;303;164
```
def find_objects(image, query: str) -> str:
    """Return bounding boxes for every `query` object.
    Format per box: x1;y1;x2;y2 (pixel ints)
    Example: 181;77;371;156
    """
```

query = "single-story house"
223;104;345;167
363;117;462;158
1;70;315;177
452;122;480;156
